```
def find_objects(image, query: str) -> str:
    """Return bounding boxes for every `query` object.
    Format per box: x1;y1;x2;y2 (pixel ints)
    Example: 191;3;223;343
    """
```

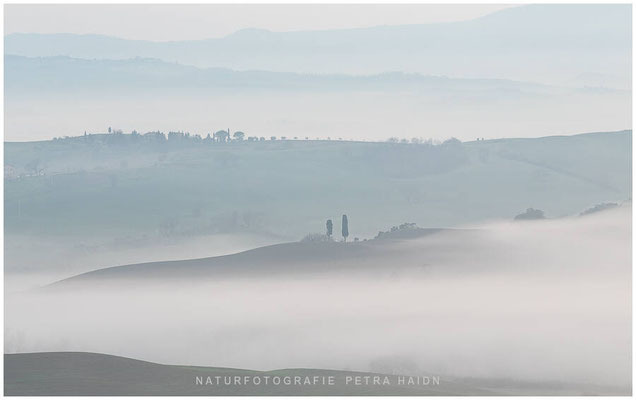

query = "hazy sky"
5;4;515;41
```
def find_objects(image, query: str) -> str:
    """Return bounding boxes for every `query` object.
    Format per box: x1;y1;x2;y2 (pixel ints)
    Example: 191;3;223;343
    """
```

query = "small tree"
214;130;229;142
233;131;245;141
326;219;333;237
342;214;349;242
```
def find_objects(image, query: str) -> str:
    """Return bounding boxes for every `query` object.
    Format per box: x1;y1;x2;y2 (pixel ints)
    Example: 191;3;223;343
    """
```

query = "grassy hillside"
4;130;631;283
47;228;470;287
5;131;631;240
46;202;631;289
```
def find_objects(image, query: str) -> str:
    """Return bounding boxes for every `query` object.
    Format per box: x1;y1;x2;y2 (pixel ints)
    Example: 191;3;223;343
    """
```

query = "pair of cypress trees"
326;215;349;241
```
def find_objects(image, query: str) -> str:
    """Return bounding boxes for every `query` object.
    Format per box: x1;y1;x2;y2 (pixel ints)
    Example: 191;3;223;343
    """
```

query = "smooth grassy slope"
45;201;631;288
46;228;466;288
5;131;631;242
4;352;626;395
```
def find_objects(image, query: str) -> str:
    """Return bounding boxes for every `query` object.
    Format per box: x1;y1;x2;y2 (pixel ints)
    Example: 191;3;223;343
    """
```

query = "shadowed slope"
49;228;459;287
3;352;489;396
6;352;626;396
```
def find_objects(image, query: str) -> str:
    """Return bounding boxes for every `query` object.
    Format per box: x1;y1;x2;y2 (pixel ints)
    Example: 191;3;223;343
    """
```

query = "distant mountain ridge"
4;4;631;88
5;54;562;94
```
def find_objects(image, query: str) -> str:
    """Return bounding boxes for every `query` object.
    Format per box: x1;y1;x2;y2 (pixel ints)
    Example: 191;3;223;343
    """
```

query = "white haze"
4;232;283;292
4;4;514;41
5;206;631;389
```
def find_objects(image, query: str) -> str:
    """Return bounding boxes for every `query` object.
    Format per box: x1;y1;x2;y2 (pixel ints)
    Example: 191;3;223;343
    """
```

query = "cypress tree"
342;214;349;242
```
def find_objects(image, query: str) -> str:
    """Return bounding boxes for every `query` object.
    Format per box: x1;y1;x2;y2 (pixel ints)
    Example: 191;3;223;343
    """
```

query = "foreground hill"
48;228;468;287
5;352;627;395
47;203;630;288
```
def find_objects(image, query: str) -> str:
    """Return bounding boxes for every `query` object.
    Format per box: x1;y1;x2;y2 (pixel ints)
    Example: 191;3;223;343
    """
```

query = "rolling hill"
45;202;631;289
4;54;561;95
6;131;631;238
46;228;470;288
5;131;631;283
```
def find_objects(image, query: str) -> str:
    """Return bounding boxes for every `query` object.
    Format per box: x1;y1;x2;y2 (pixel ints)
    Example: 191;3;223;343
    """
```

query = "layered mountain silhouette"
5;5;631;88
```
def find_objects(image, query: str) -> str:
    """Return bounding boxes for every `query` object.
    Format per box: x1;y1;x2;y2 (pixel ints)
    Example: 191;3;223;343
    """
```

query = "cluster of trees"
301;214;358;242
374;222;418;239
386;137;462;146
514;200;626;220
388;137;434;144
580;202;619;216
79;128;320;144
300;214;352;243
203;130;251;142
514;208;546;220
55;128;455;147
326;214;349;241
137;128;253;143
63;128;273;143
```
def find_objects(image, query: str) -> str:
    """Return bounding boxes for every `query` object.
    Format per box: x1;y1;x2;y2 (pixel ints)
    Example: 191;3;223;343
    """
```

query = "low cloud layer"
5;206;631;389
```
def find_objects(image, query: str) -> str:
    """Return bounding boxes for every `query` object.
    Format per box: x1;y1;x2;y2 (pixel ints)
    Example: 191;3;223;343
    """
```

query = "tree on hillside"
233;131;245;141
214;130;229;142
168;131;185;141
326;219;333;237
580;202;619;216
342;214;349;242
442;137;462;147
514;208;545;220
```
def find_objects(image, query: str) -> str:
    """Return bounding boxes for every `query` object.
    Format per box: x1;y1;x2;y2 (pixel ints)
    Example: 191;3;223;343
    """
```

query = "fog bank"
5;206;631;388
